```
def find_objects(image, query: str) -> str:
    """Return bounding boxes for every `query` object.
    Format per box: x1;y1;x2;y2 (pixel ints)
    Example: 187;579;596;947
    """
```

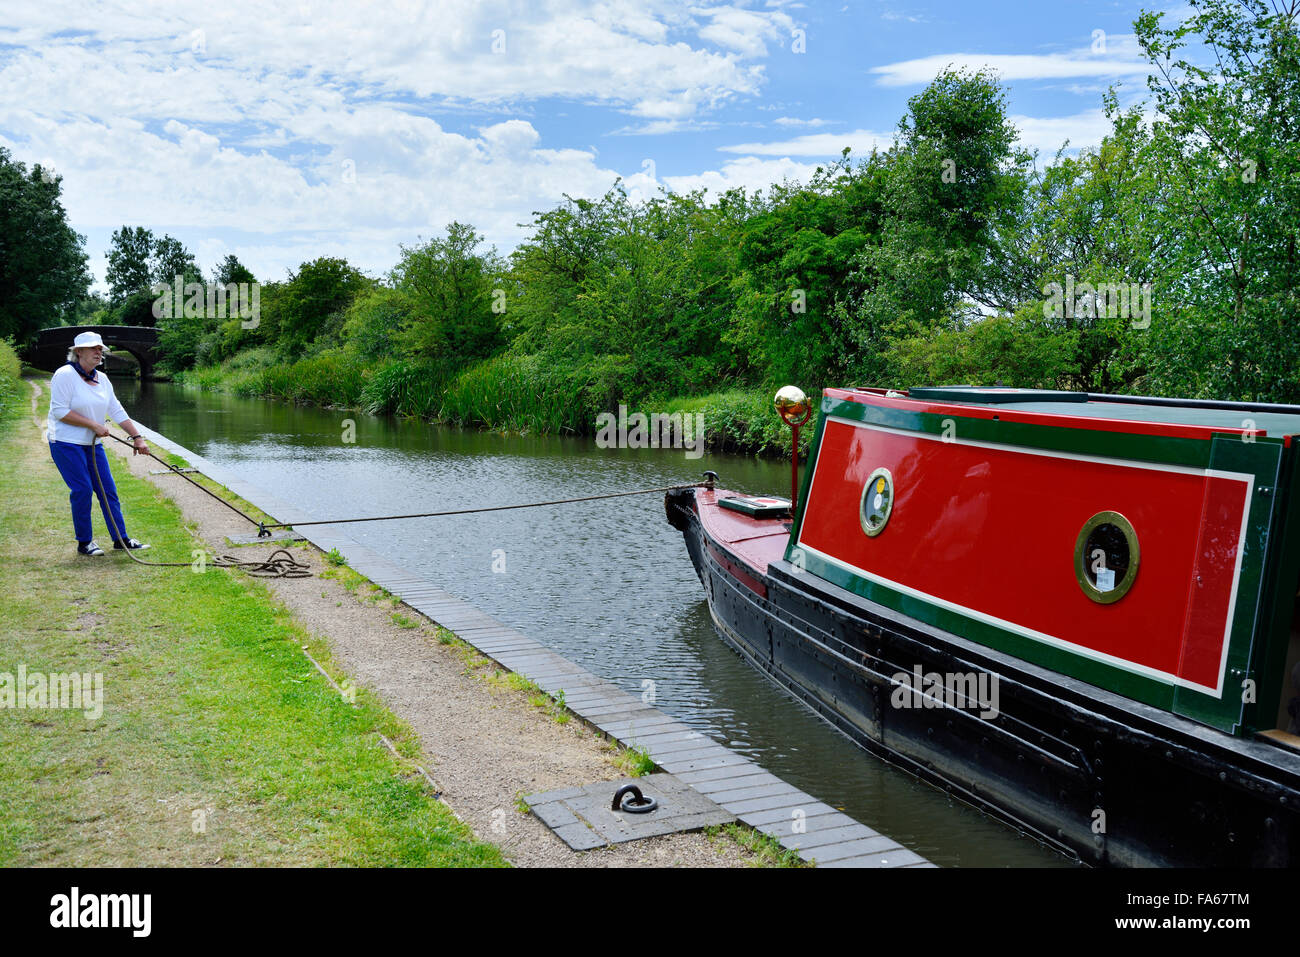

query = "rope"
257;482;709;534
87;437;311;578
104;434;264;527
103;432;709;536
89;428;714;574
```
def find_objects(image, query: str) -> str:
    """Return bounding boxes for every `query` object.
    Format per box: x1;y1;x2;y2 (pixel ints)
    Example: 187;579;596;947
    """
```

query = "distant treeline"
5;0;1297;453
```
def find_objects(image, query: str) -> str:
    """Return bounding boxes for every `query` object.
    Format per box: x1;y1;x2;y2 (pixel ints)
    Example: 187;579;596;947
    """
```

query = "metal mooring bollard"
611;784;658;814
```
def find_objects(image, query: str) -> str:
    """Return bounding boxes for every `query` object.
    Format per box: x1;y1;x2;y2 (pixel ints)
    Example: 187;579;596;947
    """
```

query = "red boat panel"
694;487;789;579
797;418;1251;694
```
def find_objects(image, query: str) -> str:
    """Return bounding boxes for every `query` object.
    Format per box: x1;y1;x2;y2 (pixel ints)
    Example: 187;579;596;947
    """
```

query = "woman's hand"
93;422;111;438
131;436;150;456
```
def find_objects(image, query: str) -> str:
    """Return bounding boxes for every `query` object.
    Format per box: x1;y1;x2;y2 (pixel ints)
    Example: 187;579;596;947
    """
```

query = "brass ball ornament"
774;385;813;427
774;386;814;514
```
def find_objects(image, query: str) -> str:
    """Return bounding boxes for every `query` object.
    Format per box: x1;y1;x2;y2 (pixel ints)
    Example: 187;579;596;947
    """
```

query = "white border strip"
795;415;1256;697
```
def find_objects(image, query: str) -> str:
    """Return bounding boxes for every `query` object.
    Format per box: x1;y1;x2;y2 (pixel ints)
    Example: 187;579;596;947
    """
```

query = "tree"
726;154;886;386
394;223;504;364
0;148;91;344
151;235;197;287
845;69;1031;384
987;97;1168;392
341;286;409;361
105;226;154;306
1133;0;1300;400
212;254;257;289
883;308;1081;388
275;257;369;356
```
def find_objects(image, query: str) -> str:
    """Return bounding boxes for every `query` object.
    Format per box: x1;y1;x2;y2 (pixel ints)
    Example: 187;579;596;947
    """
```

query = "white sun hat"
71;331;111;351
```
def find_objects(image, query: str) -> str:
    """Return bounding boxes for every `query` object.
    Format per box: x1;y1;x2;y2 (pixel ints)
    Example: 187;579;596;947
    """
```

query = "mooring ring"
611;783;658;814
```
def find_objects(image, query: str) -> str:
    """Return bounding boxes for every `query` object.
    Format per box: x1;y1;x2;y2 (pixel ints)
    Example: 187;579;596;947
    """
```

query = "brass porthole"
1074;511;1140;604
860;467;895;538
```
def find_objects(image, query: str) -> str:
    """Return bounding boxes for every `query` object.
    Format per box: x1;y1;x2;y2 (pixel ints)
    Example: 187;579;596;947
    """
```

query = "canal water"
119;380;1069;867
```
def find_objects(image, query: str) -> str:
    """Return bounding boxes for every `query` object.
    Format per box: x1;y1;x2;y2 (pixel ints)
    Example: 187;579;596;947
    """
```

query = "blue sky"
0;0;1184;291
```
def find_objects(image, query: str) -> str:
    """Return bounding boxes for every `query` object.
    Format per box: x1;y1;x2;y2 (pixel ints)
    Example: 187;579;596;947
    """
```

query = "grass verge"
0;368;506;867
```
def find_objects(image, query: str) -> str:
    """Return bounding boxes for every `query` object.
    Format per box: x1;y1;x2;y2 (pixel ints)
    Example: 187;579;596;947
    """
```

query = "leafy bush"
359;358;452;416
0;338;23;420
664;389;811;458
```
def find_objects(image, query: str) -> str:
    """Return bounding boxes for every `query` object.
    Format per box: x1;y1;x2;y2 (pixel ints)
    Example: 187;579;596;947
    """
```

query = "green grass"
0;373;506;867
705;823;810;868
611;745;656;777
180;347;370;409
527;688;570;725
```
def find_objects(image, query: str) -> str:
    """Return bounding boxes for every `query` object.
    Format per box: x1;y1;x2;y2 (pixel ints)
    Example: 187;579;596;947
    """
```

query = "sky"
0;0;1184;292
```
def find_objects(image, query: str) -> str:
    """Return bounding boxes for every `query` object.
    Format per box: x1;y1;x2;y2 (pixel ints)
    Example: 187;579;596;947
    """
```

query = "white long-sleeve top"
47;364;130;445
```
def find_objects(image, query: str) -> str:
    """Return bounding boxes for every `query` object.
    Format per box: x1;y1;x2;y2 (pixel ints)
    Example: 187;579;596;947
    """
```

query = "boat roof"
840;386;1300;439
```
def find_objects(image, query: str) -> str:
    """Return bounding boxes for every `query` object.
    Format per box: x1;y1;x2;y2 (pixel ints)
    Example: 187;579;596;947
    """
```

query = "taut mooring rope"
89;430;714;575
255;482;710;535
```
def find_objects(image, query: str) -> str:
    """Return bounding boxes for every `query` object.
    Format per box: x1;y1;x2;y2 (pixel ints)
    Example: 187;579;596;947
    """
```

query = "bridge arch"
27;326;162;380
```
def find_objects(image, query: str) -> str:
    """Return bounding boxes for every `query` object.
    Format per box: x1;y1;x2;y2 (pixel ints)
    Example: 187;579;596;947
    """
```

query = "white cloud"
1011;109;1119;156
717;129;894;156
0;107;630;284
664;155;820;196
0;2;795;122
697;5;795;57
0;1;811;286
773;116;828;127
880;9;930;24
869;36;1151;86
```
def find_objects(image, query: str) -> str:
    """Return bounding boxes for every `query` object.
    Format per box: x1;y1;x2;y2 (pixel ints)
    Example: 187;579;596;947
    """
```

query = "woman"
48;331;151;556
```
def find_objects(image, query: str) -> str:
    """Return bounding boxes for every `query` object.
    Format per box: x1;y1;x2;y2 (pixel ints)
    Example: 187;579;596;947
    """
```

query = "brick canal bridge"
27;325;162;379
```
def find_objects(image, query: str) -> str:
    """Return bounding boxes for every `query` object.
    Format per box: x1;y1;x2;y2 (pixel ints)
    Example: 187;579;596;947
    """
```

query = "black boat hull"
667;488;1300;867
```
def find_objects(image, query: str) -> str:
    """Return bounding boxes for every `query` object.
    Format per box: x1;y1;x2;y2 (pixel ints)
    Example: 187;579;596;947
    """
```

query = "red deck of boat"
694;487;790;583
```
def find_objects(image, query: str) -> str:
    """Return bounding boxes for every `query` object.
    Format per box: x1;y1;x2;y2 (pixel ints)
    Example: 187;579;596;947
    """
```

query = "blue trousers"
49;441;128;544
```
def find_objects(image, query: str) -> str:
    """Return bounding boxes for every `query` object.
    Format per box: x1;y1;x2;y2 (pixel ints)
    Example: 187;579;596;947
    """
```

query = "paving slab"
700;780;803;804
594;714;684;734
524;774;734;849
778;824;882;850
673;763;767;785
717;791;819;816
816;848;927;868
690;772;786;796
227;532;305;545
634;734;717;755
799;836;906;864
657;752;753;774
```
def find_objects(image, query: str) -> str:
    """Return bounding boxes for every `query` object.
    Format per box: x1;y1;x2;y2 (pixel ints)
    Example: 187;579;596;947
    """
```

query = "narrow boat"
666;385;1300;866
